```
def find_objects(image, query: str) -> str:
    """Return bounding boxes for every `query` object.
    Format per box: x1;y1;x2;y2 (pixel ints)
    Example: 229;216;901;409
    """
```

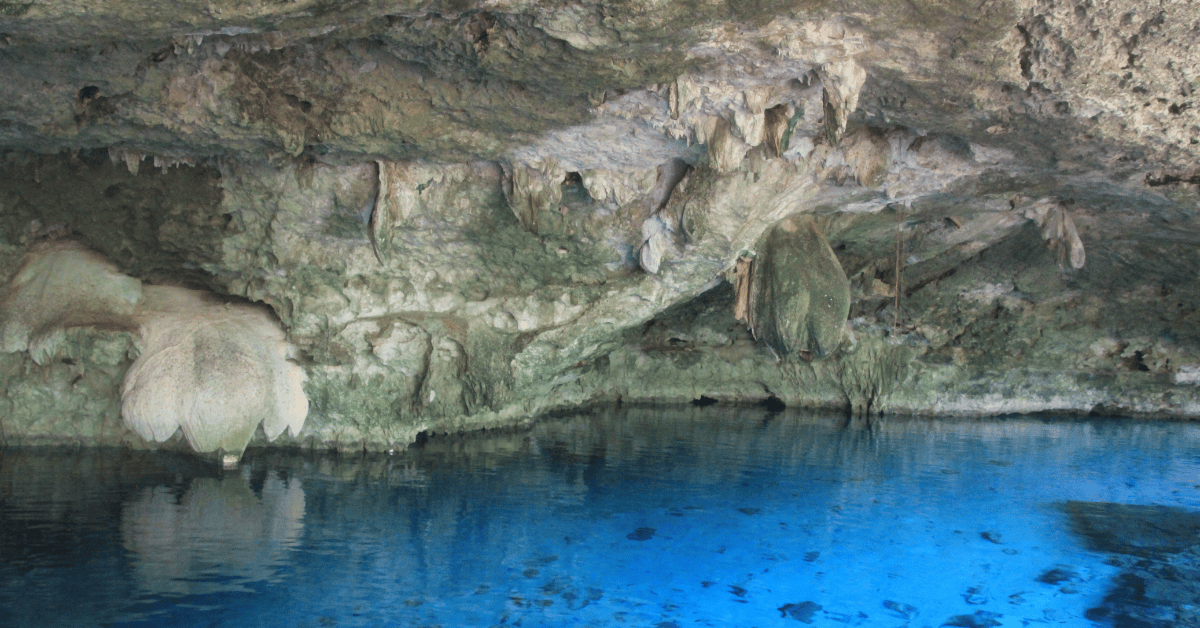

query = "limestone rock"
508;161;564;234
121;286;308;455
419;336;472;418
829;126;892;186
638;214;674;274
1040;203;1086;270
815;60;867;145
704;117;752;173
732;256;754;323
581;168;658;209
0;240;142;365
747;214;851;359
0;0;1199;446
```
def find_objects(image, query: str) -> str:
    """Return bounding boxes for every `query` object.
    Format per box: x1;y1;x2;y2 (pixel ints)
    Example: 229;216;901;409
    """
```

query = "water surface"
2;407;1199;627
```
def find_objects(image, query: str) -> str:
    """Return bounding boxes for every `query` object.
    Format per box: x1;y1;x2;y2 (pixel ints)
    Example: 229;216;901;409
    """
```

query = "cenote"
4;407;1200;628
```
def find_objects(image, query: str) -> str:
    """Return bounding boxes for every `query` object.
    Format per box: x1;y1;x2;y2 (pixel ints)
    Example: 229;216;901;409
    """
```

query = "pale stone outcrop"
0;238;308;455
507;161;565;234
121;285;308;456
1040;203;1087;270
0;240;141;364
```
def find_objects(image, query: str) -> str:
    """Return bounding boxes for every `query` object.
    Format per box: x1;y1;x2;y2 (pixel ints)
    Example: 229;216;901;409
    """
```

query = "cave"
1;0;1199;625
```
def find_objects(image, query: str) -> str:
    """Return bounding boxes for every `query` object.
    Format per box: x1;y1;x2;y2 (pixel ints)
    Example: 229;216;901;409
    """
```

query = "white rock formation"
0;240;142;365
122;285;308;456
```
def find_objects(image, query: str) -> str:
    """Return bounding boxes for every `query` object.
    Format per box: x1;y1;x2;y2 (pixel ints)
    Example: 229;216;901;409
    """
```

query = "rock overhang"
0;0;1198;452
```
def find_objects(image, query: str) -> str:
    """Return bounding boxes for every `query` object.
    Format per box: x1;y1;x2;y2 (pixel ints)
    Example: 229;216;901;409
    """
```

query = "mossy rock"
749;214;850;359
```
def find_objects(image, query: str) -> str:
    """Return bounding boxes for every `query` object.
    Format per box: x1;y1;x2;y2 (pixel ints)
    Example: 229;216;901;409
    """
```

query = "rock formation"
0;240;306;456
0;0;1197;452
0;240;141;364
742;214;852;360
121;285;308;458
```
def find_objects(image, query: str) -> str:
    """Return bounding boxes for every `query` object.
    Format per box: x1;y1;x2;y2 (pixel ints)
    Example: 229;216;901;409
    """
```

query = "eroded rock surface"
0;0;1198;451
744;214;851;360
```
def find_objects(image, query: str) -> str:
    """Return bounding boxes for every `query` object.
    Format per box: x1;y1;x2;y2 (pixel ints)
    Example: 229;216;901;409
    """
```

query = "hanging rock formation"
0;240;307;456
743;214;852;361
121;285;308;458
0;240;141;364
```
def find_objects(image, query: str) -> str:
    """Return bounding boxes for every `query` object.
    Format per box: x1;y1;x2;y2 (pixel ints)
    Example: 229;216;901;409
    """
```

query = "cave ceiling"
0;0;1192;172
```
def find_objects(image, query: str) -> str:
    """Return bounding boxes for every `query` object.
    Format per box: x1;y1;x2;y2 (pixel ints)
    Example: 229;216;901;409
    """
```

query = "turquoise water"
2;407;1199;627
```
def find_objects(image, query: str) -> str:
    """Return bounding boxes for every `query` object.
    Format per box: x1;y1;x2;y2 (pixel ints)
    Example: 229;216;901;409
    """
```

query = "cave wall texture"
0;0;1198;453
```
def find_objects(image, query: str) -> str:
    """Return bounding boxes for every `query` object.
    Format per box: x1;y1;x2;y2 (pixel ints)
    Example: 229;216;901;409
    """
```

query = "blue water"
2;407;1199;627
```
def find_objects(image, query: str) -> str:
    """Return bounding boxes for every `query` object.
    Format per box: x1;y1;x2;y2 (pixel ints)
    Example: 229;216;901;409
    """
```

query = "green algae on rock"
745;214;851;360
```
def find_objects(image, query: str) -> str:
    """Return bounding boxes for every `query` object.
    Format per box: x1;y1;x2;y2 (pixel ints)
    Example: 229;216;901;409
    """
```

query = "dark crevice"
759;395;786;412
1121;350;1150;372
1015;24;1034;81
77;85;100;104
904;267;958;298
467;12;497;56
1145;169;1200;186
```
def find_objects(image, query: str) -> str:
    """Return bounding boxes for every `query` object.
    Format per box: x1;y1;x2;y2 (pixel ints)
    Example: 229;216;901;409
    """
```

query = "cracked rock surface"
0;0;1198;451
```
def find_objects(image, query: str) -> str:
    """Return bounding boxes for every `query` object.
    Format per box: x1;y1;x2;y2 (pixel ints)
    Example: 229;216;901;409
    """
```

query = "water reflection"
1;408;1199;628
120;472;305;596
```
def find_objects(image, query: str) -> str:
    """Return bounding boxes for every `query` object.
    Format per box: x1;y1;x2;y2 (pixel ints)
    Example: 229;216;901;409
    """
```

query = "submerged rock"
626;527;656;541
778;601;823;623
882;600;917;619
943;610;1002;627
1063;501;1200;558
1065;501;1200;628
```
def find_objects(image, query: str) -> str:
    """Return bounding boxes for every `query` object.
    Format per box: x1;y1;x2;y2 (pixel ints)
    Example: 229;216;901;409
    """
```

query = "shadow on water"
1061;501;1200;627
